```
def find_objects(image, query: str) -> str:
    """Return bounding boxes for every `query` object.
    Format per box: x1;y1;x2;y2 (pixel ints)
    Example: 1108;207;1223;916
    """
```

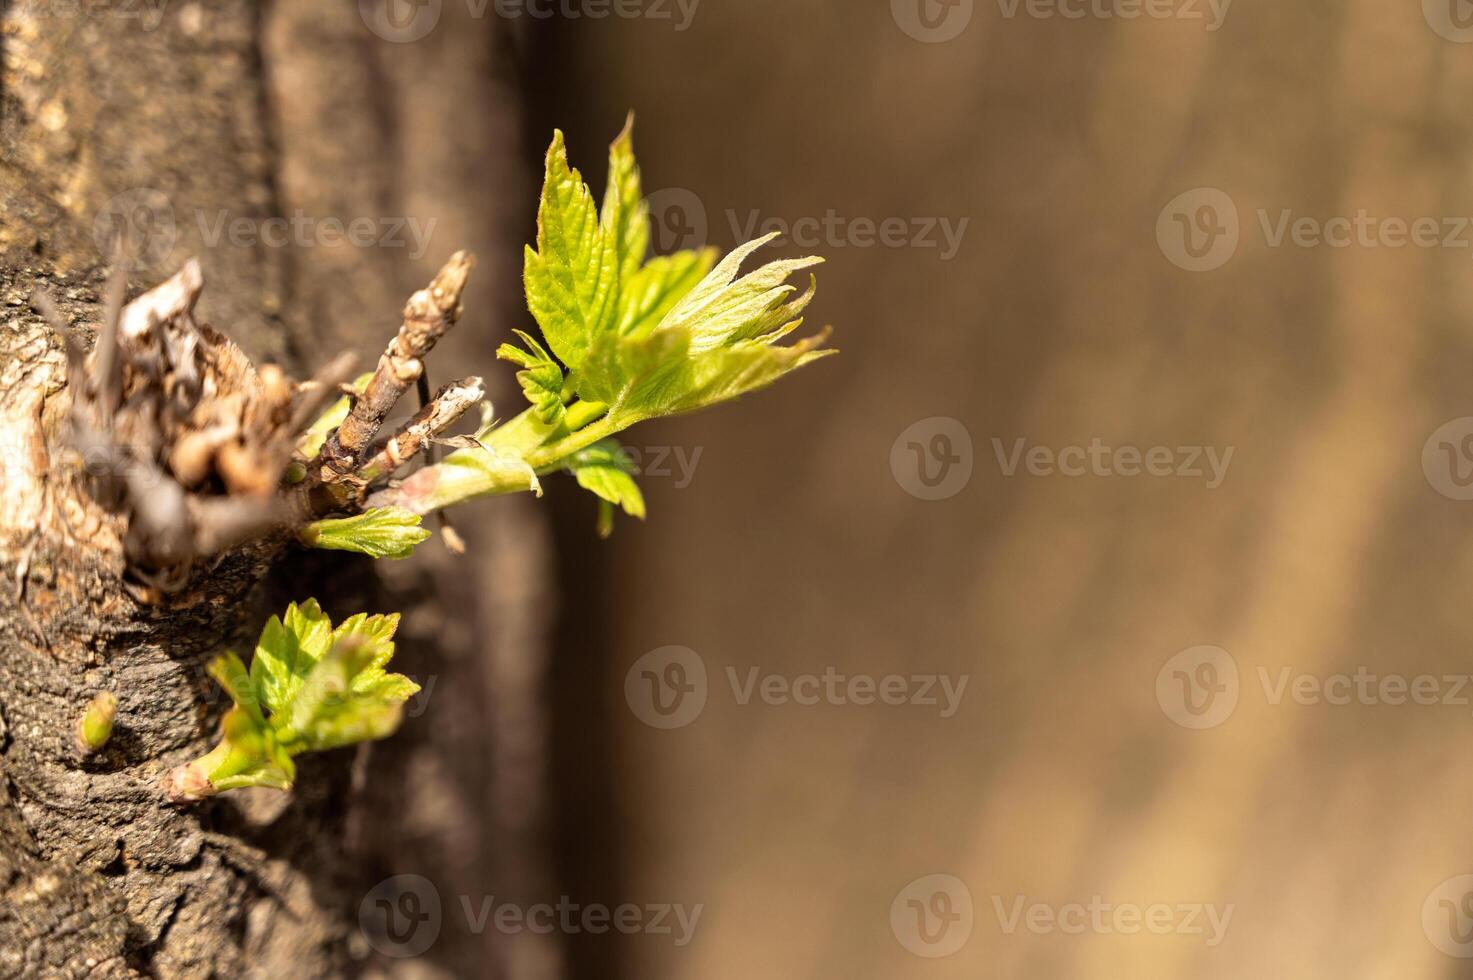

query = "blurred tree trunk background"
536;1;1473;979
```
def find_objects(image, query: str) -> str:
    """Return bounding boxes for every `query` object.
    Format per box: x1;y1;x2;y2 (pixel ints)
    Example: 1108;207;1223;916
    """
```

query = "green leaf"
177;600;420;802
657;232;824;353
333;612;402;694
574;320;693;412
654;331;835;417
497;329;567;427
601;115;649;289
249;600;331;718
524;130;618;372
287;638;417;753
299;507;431;560
285;599;334;660
209;652;264;724
617;249;717;338
572;233;831;421
203;707;296;793
566;438;645;537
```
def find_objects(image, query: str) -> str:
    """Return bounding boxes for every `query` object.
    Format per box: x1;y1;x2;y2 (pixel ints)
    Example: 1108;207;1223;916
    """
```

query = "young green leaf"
167;601;419;803
602;115;650;288
617;249;718;337
573;233;831;422
249;602;325;719
203;708;296;794
497;329;567;427
211;651;265;723
524;130;619;372
299;507;432;560
286;638;411;752
566;438;645;537
656;232;823;352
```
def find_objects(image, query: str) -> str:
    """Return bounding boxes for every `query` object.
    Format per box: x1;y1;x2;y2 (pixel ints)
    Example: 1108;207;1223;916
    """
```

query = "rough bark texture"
0;3;551;977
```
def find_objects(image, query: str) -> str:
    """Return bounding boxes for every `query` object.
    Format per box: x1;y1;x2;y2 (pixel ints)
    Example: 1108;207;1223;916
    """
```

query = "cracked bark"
1;3;552;977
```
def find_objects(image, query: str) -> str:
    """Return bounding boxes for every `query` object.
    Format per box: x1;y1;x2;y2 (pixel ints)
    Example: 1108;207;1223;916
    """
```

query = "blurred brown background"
533;1;1473;978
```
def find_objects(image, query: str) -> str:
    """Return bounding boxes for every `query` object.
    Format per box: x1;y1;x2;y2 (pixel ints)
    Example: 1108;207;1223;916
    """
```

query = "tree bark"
0;3;550;977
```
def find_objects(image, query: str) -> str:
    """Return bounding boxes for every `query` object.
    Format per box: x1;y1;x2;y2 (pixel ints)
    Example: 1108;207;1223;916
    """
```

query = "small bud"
163;763;217;805
75;692;117;754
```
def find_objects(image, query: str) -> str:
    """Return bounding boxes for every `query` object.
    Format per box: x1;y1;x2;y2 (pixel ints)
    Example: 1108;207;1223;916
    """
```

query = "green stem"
523;412;619;470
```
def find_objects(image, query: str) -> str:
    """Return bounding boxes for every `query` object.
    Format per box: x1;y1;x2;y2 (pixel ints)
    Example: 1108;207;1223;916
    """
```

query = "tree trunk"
0;3;551;977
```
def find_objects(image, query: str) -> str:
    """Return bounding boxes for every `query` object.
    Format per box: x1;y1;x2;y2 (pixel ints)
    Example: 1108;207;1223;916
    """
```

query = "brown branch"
316;251;475;479
358;376;485;482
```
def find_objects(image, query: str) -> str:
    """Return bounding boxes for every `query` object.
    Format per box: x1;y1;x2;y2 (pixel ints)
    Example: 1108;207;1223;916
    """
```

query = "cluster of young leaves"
407;119;834;532
173;600;419;798
297;118;834;552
